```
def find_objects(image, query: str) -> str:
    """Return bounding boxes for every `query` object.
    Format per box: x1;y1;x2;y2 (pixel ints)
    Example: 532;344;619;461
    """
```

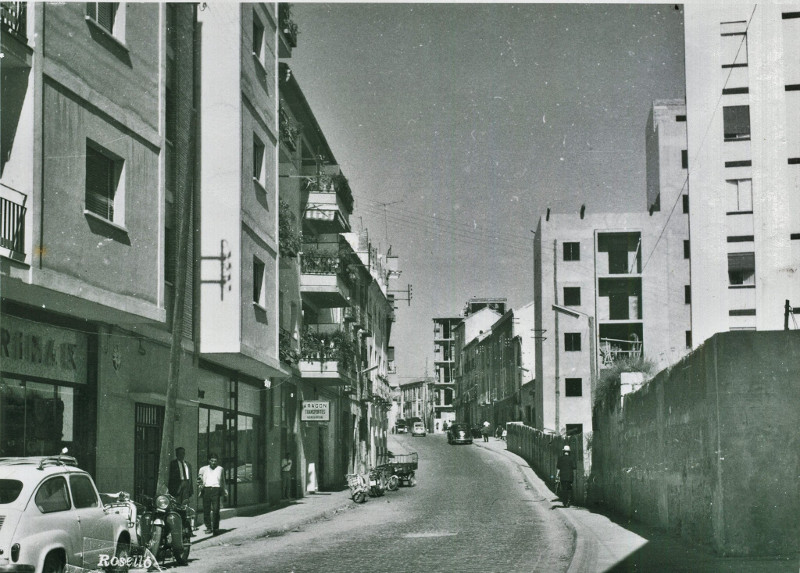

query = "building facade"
431;316;460;432
684;4;800;344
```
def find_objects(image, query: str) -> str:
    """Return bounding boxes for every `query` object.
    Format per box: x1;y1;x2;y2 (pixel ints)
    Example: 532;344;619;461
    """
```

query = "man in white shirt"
197;453;227;534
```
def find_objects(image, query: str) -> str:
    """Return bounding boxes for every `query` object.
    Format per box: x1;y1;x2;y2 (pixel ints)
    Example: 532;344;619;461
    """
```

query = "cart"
388;452;418;487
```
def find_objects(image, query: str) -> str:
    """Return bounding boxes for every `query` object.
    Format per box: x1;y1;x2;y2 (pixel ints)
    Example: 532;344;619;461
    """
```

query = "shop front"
0;311;96;471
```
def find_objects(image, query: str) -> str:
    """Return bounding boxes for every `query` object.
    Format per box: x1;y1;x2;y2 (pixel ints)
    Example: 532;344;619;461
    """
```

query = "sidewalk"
473;437;799;573
192;489;353;548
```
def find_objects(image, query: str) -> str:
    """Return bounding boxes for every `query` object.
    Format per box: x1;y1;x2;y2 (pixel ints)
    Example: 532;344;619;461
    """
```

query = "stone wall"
591;330;800;556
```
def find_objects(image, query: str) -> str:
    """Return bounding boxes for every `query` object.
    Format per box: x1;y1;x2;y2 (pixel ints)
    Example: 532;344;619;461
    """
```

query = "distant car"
395;421;408;434
411;422;427;437
447;423;473;445
0;454;136;573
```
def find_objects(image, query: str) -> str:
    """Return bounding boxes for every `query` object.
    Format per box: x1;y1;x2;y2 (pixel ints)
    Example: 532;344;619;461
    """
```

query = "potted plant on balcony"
279;199;301;258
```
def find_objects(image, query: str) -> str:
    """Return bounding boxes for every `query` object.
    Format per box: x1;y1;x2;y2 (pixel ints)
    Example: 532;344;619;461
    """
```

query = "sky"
288;3;686;381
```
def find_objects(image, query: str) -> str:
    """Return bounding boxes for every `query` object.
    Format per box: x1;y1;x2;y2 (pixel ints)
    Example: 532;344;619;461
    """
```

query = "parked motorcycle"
345;473;369;503
367;467;386;497
137;493;195;566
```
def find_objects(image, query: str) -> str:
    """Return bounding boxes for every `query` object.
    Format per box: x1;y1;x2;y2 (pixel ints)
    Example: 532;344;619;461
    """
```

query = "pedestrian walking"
167;446;193;505
495;425;502;439
281;452;293;500
481;423;490;442
556;445;577;508
197;453;227;534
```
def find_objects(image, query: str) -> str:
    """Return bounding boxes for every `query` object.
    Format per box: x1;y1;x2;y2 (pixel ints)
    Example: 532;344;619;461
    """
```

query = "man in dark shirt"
556;445;577;507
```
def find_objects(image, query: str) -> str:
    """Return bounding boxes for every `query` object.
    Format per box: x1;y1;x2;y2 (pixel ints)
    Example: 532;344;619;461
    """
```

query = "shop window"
563;287;581;306
35;477;71;513
564;333;581;352
565;378;582;397
563;242;580;261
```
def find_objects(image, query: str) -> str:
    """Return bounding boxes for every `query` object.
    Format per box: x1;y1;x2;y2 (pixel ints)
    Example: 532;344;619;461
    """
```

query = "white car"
0;455;136;573
411;422;427;437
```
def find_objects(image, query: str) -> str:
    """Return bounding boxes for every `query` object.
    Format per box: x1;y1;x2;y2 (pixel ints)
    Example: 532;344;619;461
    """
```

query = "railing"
599;337;642;368
0;196;26;255
300;328;356;374
300;253;341;275
1;2;27;39
279;106;301;152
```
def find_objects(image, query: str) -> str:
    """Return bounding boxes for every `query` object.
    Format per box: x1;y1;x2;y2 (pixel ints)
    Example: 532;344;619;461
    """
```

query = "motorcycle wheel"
176;532;191;566
147;524;164;563
375;485;385;497
387;475;399;491
170;528;186;566
353;491;366;503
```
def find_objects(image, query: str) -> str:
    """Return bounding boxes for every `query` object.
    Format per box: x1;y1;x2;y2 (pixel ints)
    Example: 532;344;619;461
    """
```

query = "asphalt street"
187;432;574;573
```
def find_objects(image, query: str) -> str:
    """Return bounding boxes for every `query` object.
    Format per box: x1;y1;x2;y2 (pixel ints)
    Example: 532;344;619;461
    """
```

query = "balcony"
300;244;351;308
343;305;363;326
279;328;300;365
279;199;301;259
0;194;26;260
279;106;301;154
298;328;356;384
278;3;298;57
302;173;353;234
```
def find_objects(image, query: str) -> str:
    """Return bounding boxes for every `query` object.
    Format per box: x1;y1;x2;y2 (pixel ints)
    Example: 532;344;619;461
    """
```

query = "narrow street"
188;433;573;573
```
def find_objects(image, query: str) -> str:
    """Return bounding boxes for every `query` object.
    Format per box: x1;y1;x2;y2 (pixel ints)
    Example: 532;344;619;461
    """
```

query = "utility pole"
156;4;196;497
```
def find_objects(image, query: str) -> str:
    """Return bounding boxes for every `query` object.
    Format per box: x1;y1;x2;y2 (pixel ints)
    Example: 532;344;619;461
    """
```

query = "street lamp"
551;304;597;434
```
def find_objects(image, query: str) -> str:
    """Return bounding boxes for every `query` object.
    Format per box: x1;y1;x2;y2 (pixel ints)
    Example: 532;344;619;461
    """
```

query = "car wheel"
387;475;399;491
43;552;65;573
106;538;131;573
147;524;163;563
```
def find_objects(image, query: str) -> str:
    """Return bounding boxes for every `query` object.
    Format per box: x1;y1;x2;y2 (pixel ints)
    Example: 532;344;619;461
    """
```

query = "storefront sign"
301;400;330;422
0;314;88;383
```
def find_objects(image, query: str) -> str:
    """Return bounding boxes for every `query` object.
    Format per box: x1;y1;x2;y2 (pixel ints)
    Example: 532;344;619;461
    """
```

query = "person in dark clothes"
168;447;194;505
556;444;577;507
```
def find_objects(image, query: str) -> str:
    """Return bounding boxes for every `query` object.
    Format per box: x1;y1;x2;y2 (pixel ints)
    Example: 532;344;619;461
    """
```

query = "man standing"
556;445;577;508
168;447;193;505
197;453;227;534
280;452;293;500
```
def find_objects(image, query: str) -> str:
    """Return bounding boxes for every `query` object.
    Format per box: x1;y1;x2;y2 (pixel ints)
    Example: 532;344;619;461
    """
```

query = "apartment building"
533;101;691;437
684;4;800;344
432;316;460;431
0;2;298;508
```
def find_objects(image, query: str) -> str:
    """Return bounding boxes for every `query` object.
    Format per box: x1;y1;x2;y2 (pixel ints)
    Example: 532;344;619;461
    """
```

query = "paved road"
188;433;574;573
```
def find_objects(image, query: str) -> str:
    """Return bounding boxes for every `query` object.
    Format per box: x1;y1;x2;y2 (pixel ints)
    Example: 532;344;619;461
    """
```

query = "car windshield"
0;479;24;504
451;424;467;431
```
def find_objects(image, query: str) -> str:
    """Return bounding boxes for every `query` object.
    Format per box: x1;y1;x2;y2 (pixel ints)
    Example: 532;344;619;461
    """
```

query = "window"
681;149;688;169
252;13;265;62
682;195;689;214
70;475;99;509
563;287;581;306
35;477;71;513
728;252;755;286
253;257;266;306
720;24;748;67
565;378;582;397
726;179;753;212
676;114;687;122
253;134;265;186
723;105;751;141
86;3;123;40
564;333;581;352
563;242;580;261
685;330;693;348
684;285;691;304
85;142;124;225
683;240;690;259
565;424;583;437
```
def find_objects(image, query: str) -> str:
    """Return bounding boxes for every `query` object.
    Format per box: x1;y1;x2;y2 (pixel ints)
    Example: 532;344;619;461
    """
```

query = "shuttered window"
85;145;116;221
86;2;118;33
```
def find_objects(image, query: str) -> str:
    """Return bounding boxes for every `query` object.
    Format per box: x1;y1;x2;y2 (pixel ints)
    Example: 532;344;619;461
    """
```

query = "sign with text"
301;400;330;422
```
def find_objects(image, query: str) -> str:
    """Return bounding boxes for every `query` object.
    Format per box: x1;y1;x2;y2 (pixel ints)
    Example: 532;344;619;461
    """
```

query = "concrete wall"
591;330;800;557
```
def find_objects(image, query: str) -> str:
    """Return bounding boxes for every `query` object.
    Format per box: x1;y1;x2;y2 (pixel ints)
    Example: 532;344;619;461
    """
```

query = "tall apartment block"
684;4;800;344
533;101;691;437
432;316;460;431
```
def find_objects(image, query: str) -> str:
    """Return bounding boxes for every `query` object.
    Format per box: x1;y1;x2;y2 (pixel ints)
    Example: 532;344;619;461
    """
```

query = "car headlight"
155;495;170;510
11;544;20;562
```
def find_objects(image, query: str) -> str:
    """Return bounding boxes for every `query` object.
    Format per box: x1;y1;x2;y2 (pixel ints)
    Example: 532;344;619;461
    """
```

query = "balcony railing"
278;3;298;48
0;196;26;255
279;106;301;152
279;328;300;365
300;328;356;374
300;252;341;275
1;3;27;39
599;336;642;368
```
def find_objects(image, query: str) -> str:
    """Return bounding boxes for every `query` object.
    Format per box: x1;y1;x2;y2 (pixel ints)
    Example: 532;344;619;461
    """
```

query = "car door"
29;475;82;566
68;473;115;570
